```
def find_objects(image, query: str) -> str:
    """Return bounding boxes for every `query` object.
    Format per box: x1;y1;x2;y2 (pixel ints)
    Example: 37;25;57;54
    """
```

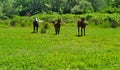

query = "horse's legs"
58;29;60;34
33;25;35;32
56;29;59;35
78;27;80;36
37;24;39;32
58;27;60;34
84;27;85;36
81;27;83;36
36;26;38;32
55;29;57;35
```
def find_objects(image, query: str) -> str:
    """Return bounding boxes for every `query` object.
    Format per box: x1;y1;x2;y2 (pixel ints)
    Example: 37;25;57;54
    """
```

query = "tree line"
0;0;120;19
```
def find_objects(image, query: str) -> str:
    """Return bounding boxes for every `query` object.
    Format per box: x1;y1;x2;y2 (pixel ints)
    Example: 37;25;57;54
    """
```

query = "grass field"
0;23;120;70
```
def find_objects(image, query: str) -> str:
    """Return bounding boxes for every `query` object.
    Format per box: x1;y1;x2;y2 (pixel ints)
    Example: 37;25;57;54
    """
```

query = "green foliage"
104;6;120;14
88;0;108;12
83;13;120;28
105;6;116;13
1;0;120;18
0;7;2;17
71;0;94;14
1;13;120;28
9;16;33;27
112;0;120;7
41;22;49;33
108;14;120;28
2;0;16;17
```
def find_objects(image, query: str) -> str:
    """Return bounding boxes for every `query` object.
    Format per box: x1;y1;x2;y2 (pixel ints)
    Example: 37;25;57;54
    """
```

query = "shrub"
1;13;120;28
41;28;46;33
9;16;33;27
41;22;49;33
107;14;120;28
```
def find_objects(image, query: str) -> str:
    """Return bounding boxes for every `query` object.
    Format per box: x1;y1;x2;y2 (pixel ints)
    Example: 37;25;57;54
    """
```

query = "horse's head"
51;21;57;25
78;18;88;27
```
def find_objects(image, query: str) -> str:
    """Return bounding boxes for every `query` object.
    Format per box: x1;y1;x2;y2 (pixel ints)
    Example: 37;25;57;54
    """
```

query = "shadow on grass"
75;35;83;37
31;32;38;34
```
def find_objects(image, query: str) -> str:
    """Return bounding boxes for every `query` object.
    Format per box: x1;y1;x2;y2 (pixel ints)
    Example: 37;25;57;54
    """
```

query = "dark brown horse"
77;18;88;36
52;19;61;35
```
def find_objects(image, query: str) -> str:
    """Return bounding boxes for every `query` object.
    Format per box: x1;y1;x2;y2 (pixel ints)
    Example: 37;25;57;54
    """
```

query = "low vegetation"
0;19;120;69
0;0;120;69
1;13;120;28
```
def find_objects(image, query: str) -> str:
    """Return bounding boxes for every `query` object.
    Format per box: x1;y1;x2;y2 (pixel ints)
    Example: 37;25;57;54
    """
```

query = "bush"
40;22;49;33
107;14;120;28
41;28;46;33
79;13;120;28
9;16;33;27
1;13;120;28
71;1;94;14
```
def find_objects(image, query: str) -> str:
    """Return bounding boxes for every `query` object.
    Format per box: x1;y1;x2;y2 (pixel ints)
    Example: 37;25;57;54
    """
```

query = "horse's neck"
78;20;83;24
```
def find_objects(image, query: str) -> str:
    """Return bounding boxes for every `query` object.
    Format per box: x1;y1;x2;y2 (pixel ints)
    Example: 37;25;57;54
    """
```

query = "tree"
88;0;108;12
2;0;16;17
112;0;120;7
71;0;94;14
0;0;120;18
63;0;80;13
0;1;3;17
105;0;113;6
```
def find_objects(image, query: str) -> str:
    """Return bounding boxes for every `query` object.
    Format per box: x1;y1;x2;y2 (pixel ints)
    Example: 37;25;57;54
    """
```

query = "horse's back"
78;20;88;27
34;20;39;24
55;22;60;28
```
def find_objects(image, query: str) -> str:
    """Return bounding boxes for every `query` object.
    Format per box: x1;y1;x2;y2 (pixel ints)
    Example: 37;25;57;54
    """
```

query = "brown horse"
52;19;61;35
77;18;88;36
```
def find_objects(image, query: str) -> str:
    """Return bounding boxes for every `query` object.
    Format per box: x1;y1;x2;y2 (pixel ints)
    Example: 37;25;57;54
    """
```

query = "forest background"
0;0;120;18
0;0;120;28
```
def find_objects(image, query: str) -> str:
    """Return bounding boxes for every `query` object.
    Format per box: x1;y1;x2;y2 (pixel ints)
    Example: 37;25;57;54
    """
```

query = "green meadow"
0;23;120;70
0;0;120;69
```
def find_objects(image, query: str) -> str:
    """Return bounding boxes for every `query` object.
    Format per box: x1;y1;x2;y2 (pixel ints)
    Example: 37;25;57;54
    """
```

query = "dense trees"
71;0;94;14
0;0;120;19
113;0;120;7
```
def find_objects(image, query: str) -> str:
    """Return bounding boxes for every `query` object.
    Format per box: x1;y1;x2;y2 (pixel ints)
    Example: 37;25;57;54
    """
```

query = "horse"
33;18;39;32
77;18;88;36
52;19;61;35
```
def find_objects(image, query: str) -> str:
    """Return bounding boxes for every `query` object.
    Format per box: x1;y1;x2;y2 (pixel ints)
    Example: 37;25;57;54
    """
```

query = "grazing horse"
77;18;88;36
52;19;61;35
33;18;39;32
